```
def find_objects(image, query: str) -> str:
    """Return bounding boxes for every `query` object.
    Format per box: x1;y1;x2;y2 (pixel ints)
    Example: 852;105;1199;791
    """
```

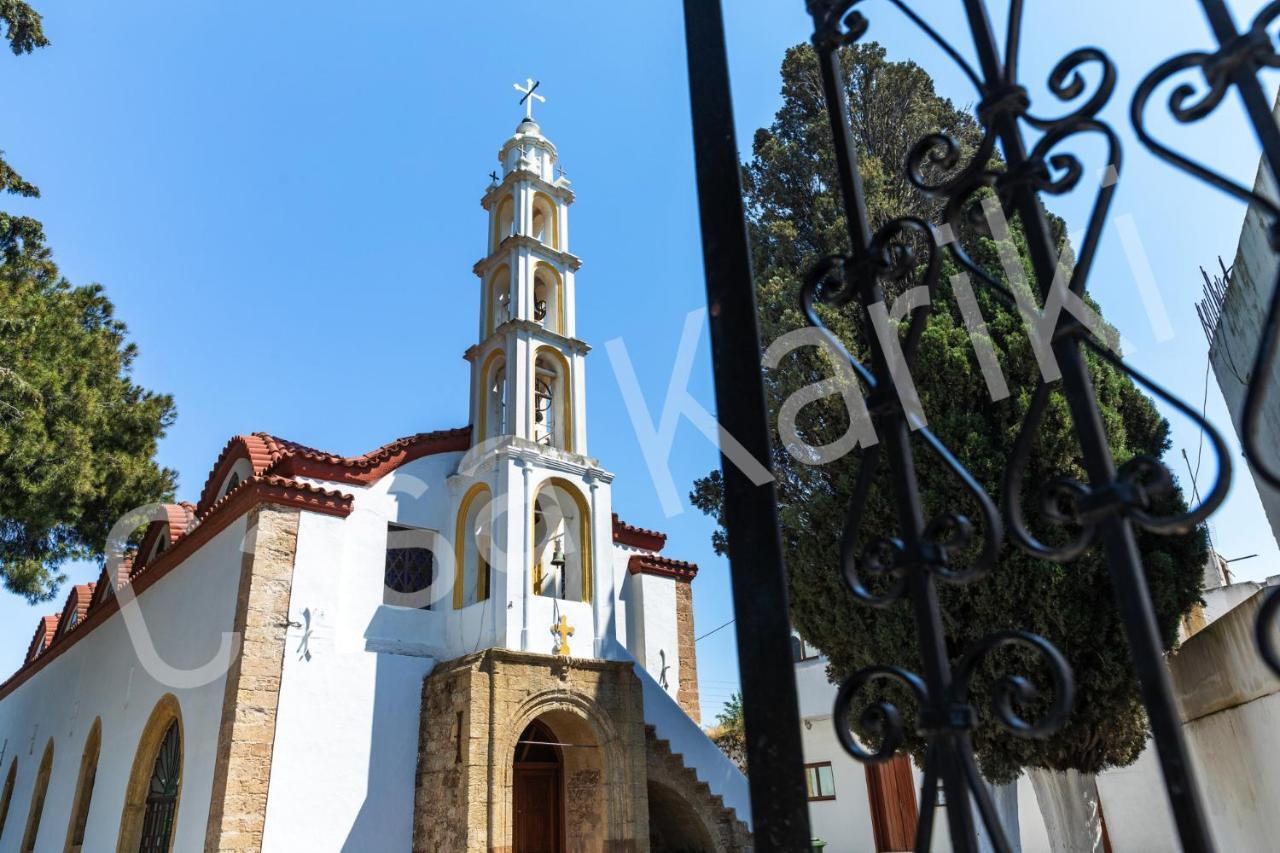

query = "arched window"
532;349;572;452
478;351;507;440
492;196;515;250
216;459;251;502
139;722;181;851
532;479;591;602
530;193;559;249
65;719;102;852
118;695;182;853
532;265;563;335
20;739;53;852
453;484;493;609
487;265;511;334
0;758;16;840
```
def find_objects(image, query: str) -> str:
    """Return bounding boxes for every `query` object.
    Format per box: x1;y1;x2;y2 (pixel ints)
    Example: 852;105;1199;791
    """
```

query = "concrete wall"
1212;153;1280;549
0;517;247;853
1098;589;1280;851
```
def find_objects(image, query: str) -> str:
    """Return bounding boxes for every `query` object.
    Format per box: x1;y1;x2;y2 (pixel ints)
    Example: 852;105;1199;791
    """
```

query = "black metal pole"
681;1;813;848
960;1;1215;849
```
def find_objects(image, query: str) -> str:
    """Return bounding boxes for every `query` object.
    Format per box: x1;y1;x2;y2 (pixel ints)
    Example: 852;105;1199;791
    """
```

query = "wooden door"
514;766;561;853
865;754;918;852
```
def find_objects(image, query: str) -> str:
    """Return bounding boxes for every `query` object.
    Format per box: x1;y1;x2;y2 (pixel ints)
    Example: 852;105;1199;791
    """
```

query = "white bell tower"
467;107;586;454
453;84;618;660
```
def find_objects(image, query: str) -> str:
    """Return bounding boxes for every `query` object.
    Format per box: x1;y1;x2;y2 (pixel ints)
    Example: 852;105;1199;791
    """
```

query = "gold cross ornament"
553;615;574;657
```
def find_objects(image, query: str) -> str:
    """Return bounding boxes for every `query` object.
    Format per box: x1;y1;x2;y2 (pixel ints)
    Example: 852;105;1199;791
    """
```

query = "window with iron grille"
138;721;180;853
385;524;435;609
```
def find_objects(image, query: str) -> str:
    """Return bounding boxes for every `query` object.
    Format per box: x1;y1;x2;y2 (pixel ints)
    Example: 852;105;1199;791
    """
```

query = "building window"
532;479;591;602
20;739;53;852
454;484;493;609
532;348;571;452
138;721;181;853
66;719;101;852
117;695;182;853
0;758;16;840
385;524;435;609
804;762;836;801
792;633;820;662
532;266;562;335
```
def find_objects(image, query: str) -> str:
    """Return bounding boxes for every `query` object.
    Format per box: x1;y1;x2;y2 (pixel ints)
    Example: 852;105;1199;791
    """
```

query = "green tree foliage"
710;692;747;773
690;43;1206;783
0;1;47;260
0;2;178;601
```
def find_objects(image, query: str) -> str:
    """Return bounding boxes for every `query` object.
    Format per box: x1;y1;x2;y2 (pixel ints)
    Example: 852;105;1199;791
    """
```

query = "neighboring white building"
0;111;749;852
792;635;1052;853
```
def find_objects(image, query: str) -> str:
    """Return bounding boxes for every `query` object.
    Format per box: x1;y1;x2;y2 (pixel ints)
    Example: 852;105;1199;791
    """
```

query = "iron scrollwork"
1133;0;1280;689
805;2;1078;851
804;0;1251;850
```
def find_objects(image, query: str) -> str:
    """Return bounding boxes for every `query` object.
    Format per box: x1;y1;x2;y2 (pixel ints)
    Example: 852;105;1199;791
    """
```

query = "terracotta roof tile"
25;614;59;664
612;513;668;552
627;553;698;582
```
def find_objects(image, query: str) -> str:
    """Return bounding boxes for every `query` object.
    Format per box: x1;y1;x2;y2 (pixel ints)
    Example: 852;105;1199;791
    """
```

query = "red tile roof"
1;427;470;700
612;513;668;552
25;615;60;664
196;427;471;516
627;553;698;582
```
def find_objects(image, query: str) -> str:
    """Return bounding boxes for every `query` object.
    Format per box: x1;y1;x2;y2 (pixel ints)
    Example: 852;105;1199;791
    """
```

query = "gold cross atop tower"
553;615;574;657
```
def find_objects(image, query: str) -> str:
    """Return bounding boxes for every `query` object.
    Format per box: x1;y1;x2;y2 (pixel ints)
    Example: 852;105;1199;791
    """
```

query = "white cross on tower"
513;78;545;121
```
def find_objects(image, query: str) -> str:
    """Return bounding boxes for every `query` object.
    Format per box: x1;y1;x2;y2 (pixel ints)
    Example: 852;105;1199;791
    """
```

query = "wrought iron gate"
680;1;1280;850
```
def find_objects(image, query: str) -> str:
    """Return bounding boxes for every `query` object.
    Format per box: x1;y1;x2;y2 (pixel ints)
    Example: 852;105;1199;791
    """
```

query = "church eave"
0;474;356;702
472;236;583;276
482;170;575;209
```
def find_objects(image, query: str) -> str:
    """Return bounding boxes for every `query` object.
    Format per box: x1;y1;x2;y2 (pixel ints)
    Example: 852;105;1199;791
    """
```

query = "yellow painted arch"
533;262;567;336
491;195;514;250
477;348;506;441
485;264;511;335
531;477;592;602
532;191;560;249
454;482;493;609
532;345;573;453
117;694;183;853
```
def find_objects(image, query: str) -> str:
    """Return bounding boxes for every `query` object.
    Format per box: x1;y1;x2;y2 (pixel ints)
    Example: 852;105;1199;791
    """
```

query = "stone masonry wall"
674;580;700;724
414;649;649;852
203;505;300;852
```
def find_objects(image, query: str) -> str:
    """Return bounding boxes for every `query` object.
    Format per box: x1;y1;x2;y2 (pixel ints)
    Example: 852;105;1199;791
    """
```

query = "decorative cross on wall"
553;614;574;657
489;170;499;185
513;78;545;121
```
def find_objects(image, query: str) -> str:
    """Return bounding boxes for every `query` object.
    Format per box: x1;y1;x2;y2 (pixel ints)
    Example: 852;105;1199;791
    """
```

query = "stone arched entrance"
413;649;649;852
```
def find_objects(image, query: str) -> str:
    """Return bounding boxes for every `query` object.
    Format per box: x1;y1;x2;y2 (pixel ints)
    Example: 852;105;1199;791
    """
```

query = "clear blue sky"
1;0;1277;724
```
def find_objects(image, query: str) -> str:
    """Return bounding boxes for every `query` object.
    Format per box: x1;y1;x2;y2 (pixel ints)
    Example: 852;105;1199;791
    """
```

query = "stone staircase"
645;725;753;852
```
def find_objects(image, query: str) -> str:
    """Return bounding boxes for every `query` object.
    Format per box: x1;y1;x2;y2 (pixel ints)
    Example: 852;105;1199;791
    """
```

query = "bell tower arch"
467;112;586;454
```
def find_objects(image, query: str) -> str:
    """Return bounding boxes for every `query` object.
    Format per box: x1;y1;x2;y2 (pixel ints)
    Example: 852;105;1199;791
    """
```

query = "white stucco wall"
793;656;1053;853
636;663;751;828
0;516;247;853
630;573;680;701
799;711;877;852
263;455;460;851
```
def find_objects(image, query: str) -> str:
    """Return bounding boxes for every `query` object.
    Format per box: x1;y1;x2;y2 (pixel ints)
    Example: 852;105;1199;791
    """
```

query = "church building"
0;95;751;852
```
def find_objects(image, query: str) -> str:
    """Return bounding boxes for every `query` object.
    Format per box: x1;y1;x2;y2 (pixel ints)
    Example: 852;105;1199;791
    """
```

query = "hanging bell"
551;544;566;569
